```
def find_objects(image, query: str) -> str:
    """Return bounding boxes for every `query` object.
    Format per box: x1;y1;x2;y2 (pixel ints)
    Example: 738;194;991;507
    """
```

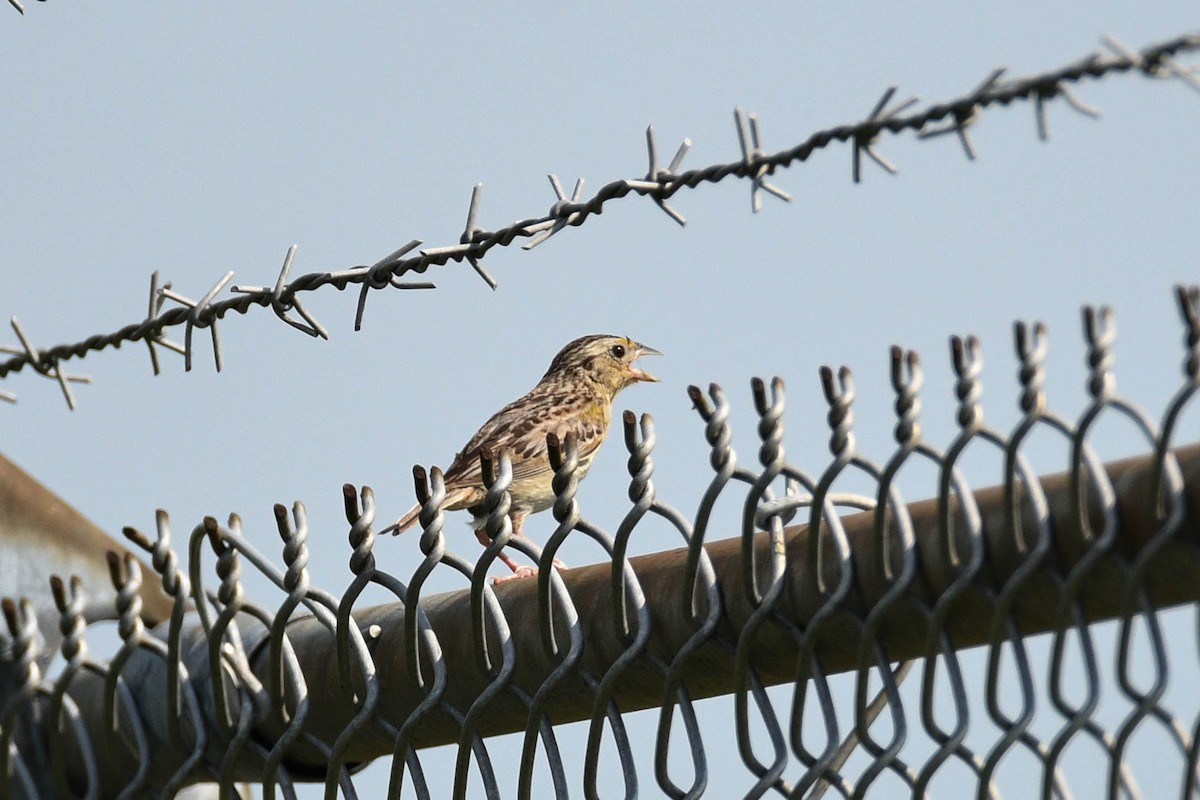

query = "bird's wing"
442;388;608;490
507;408;609;482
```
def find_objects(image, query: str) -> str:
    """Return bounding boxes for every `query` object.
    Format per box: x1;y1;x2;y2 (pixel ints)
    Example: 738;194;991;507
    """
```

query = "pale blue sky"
3;4;1198;797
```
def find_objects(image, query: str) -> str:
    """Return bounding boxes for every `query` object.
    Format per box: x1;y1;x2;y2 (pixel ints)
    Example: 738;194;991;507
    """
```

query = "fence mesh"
1;284;1198;798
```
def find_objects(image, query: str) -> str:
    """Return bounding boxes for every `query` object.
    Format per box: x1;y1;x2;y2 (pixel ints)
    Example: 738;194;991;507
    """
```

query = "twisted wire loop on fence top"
2;283;1200;799
3;32;1200;409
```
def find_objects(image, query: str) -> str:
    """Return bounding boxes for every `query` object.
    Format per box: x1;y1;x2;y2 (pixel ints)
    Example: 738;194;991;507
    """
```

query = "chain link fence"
1;283;1198;798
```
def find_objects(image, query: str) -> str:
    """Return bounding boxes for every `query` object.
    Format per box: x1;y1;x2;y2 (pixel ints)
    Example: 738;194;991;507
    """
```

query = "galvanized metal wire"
0;31;1198;409
1;282;1198;798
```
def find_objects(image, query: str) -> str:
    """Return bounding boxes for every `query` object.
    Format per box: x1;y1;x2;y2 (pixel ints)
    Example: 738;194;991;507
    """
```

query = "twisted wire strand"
385;468;451;800
123;509;191;744
99;555;155;799
517;436;588;800
912;337;992;797
580;415;660;800
823;349;925;799
651;384;742;799
787;369;872;798
979;335;1072;798
612;413;714;800
202;523;271;792
942;336;1067;798
1073;305;1196;798
1158;286;1200;797
538;432;585;656
732;377;794;798
1004;320;1129;798
47;576;101;800
817;373;922;797
453;452;520;800
401;464;503;800
284;502;384;800
0;598;42;800
213;517;360;799
1039;328;1129;799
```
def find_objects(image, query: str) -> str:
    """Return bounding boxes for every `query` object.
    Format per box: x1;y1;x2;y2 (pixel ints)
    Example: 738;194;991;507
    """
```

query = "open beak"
628;343;662;383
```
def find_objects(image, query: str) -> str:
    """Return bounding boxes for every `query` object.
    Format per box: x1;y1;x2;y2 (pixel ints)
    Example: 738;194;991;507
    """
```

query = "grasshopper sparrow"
383;334;660;576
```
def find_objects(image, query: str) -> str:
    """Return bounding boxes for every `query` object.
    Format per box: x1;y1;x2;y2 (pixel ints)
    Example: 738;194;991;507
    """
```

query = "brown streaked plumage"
383;334;660;578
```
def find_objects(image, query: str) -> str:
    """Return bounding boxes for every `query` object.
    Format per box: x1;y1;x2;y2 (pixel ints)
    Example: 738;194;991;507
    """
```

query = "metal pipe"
0;453;174;657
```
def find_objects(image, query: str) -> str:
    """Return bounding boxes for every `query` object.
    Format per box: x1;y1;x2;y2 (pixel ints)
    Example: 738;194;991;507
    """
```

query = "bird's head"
544;334;661;395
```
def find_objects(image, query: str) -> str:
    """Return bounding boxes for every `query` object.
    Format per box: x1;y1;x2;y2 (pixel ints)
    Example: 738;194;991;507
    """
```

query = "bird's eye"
610;344;626;358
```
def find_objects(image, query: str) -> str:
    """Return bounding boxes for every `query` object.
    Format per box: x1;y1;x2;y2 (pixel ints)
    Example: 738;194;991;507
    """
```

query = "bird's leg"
509;511;568;572
480;511;568;583
474;524;528;575
492;510;550;583
508;510;568;573
511;510;571;573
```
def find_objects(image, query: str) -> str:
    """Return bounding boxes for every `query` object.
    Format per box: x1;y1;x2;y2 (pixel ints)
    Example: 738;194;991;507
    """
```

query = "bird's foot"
493;565;537;584
490;559;569;584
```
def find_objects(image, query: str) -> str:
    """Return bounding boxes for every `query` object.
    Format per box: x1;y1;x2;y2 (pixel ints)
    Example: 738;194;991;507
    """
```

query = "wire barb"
523;174;587;250
142;271;187;376
1103;33;1200;94
355;239;427;331
159;271;234;372
460;184;498;290
643;125;691;226
231;245;330;340
2;317;92;410
917;67;1007;160
734;107;792;212
1033;75;1101;141
853;86;919;182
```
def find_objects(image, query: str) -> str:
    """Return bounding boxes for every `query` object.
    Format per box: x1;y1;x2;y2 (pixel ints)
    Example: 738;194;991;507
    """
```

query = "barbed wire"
1;31;1198;410
2;280;1198;798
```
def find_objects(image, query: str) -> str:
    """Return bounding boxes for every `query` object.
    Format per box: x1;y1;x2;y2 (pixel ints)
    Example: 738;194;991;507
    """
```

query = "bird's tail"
382;487;480;535
380;503;422;536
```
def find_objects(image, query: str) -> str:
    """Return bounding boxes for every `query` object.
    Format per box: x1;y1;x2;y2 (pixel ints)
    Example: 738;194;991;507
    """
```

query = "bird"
383;334;661;578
